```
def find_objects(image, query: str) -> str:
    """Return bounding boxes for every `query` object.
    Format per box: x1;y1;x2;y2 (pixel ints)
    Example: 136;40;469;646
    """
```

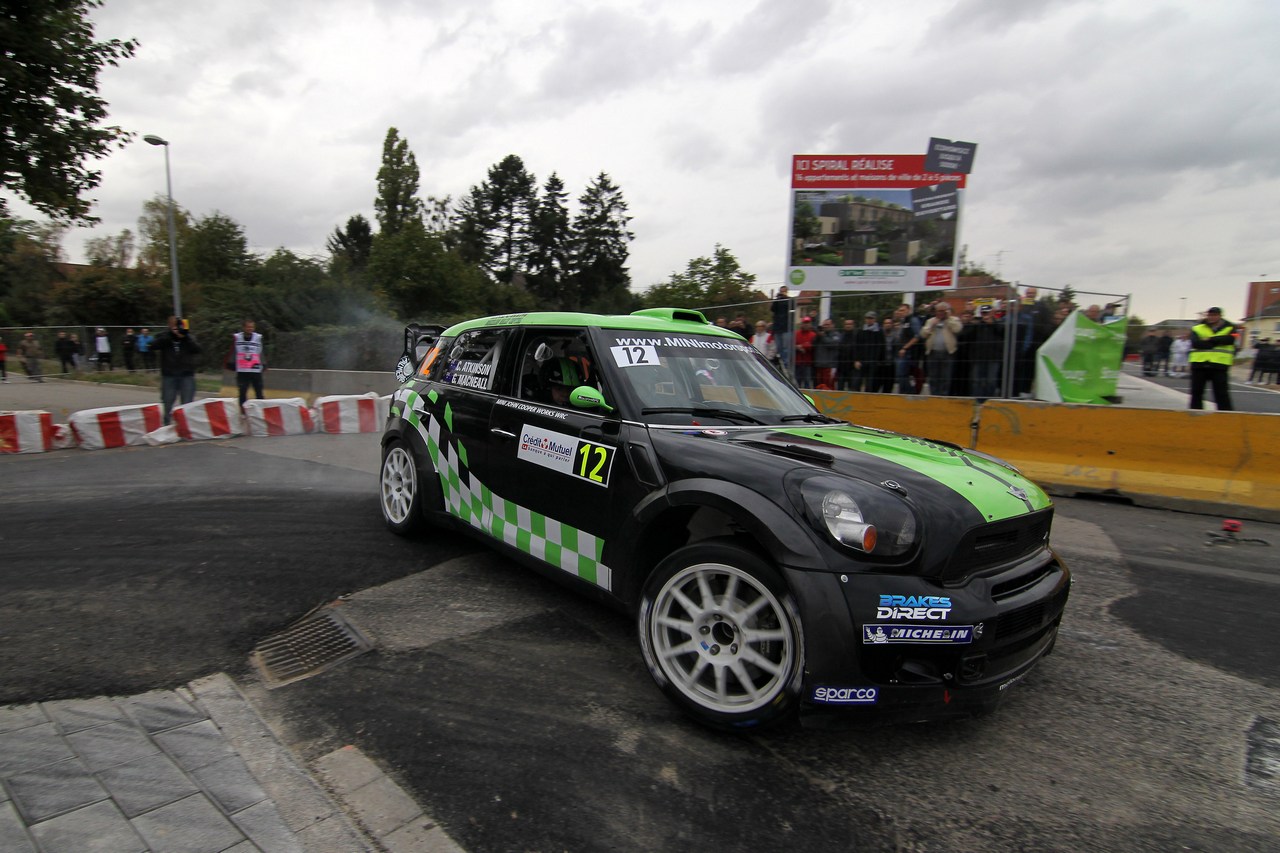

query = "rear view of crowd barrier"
2;393;389;454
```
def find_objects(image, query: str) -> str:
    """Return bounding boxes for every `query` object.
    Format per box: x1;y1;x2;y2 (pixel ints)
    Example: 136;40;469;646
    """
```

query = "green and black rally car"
380;308;1069;730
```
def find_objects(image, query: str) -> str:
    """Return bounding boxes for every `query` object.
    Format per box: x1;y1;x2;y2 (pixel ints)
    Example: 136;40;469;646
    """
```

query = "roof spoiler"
631;307;710;325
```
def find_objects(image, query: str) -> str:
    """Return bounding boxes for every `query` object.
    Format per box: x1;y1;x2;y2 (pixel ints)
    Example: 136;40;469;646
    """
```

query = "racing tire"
380;438;425;536
638;541;804;731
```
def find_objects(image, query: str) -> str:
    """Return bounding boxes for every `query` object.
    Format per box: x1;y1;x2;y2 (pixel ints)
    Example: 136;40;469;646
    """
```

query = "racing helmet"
541;356;585;388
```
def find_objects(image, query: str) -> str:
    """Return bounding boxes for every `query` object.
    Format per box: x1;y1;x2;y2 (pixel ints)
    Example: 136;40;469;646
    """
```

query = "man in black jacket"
154;316;203;424
852;311;884;393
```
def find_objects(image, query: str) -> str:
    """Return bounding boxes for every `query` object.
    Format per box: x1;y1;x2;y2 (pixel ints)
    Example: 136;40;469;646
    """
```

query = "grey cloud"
706;0;839;75
536;7;706;103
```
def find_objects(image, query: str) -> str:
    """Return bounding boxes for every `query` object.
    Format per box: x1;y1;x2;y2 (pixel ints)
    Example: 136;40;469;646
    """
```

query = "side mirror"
570;386;614;413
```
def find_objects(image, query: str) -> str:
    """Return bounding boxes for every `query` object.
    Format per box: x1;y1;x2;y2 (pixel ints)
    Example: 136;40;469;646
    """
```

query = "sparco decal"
862;624;974;644
811;686;878;705
876;594;952;620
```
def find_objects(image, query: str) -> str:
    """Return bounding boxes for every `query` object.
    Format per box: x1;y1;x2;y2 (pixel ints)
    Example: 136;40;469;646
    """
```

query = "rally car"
380;308;1070;730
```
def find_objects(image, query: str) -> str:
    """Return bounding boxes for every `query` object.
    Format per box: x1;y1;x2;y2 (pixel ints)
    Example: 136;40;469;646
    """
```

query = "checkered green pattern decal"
393;388;612;591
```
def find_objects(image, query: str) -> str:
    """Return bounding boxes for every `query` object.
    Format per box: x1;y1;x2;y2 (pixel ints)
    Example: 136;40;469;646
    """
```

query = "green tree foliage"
368;218;503;320
526;173;571;307
571;172;634;313
792;199;820;244
84;229;134;268
0;0;137;222
0;218;60;323
641;245;758;314
452;155;538;287
136;194;192;273
483;154;536;285
374;128;422;236
452;185;490;267
326;214;373;274
181;211;253;285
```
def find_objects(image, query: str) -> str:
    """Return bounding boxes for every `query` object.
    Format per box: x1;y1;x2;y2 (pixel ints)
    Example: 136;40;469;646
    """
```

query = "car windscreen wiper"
641;406;766;425
779;412;844;424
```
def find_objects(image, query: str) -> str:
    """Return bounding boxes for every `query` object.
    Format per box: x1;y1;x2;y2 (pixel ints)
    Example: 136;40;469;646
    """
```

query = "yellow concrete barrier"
976;400;1280;520
809;391;978;448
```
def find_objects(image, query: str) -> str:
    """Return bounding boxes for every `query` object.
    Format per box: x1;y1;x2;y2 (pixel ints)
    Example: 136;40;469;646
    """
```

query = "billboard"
787;154;967;292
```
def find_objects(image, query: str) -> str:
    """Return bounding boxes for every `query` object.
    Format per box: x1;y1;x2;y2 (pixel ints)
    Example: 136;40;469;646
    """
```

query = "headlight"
821;491;877;551
798;477;919;557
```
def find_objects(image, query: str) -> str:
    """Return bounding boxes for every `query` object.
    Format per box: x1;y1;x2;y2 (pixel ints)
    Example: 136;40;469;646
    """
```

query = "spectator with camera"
154;316;202;424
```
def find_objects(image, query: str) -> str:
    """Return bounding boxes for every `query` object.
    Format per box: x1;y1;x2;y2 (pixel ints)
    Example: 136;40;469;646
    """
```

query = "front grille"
991;563;1054;601
942;509;1053;582
994;584;1069;641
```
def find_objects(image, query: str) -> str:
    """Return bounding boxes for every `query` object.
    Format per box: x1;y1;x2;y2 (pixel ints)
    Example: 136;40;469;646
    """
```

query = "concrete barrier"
976;400;1280;522
809;390;978;448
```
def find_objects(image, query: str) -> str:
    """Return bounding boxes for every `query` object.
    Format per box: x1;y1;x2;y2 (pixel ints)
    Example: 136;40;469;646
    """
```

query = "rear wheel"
638;541;803;730
380;439;424;535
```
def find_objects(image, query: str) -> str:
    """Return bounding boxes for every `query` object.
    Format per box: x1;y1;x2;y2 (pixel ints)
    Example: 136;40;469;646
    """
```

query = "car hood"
649;422;1050;523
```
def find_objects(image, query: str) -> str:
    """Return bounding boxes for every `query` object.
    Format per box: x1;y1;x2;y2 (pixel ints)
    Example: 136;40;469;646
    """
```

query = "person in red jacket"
793;316;816;388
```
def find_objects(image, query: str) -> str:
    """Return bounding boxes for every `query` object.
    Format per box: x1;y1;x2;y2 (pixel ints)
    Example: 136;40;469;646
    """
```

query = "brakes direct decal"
777;427;1051;521
395;391;612;591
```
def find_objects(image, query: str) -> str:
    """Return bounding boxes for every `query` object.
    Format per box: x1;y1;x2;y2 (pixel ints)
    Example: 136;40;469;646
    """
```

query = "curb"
192;673;465;853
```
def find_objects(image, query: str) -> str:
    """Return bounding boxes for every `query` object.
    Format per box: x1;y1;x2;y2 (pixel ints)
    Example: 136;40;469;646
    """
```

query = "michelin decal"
863;624;974;644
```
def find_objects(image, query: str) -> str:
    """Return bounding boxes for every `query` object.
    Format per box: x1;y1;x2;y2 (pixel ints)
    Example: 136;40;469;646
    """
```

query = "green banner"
1034;312;1128;404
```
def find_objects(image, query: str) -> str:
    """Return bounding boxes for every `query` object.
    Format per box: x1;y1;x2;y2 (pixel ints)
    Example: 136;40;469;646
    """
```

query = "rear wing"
394;323;446;384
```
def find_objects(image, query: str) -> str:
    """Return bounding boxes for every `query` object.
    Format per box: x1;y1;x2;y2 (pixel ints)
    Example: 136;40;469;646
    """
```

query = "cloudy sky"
13;0;1280;323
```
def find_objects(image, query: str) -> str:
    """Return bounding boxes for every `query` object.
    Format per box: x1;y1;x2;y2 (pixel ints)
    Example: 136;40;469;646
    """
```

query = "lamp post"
143;135;182;319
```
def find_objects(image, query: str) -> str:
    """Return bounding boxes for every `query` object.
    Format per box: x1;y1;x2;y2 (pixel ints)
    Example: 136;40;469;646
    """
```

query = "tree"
526;173;571;306
368;218;494;320
642;245;758;313
452;155;538;286
0;217;61;323
84;229;135;268
326;214;373;273
182;210;253;285
792;199;820;245
374;127;422;236
0;0;137;222
483;155;536;285
136;195;192;272
571;172;633;312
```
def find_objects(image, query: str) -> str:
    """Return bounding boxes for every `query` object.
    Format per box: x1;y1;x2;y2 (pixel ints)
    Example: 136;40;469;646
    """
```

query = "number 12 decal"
574;440;614;487
610;344;658;368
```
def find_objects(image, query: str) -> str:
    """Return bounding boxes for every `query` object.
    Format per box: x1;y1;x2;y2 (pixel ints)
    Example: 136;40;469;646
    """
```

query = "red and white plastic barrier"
0;410;56;454
242;397;315;437
69;404;164;450
51;423;74;450
173;398;245;441
315;393;388;434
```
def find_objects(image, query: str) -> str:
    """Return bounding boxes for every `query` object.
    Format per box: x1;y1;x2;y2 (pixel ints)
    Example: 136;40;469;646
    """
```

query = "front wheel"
380;439;424;535
638;541;804;730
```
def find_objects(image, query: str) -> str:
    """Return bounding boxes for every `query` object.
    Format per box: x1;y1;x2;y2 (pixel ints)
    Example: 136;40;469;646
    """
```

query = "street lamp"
143;134;182;319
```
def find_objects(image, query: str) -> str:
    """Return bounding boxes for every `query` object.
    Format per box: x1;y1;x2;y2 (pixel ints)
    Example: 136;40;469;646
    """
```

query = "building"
1242;280;1280;343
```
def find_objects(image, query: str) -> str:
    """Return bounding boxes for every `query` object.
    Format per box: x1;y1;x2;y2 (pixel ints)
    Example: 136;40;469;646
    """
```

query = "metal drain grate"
252;608;373;688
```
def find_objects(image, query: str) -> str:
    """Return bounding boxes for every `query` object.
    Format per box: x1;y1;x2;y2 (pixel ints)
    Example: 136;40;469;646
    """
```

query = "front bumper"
785;548;1070;726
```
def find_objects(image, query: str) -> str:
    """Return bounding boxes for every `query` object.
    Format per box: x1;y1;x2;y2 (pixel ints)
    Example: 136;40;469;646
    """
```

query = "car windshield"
595;328;822;425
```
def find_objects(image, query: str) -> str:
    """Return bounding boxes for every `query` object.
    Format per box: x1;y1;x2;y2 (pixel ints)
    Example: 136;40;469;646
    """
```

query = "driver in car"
541;356;590;406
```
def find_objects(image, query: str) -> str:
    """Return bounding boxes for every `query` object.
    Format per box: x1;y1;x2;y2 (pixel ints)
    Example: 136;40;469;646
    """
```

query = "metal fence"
687;285;1130;399
0;324;171;378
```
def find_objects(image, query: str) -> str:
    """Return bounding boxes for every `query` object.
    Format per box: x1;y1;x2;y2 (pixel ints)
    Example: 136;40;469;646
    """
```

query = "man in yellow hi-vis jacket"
1188;306;1237;411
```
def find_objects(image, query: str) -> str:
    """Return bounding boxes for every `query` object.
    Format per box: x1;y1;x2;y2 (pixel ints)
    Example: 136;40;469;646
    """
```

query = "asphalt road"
1121;361;1280;414
2;433;1278;852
